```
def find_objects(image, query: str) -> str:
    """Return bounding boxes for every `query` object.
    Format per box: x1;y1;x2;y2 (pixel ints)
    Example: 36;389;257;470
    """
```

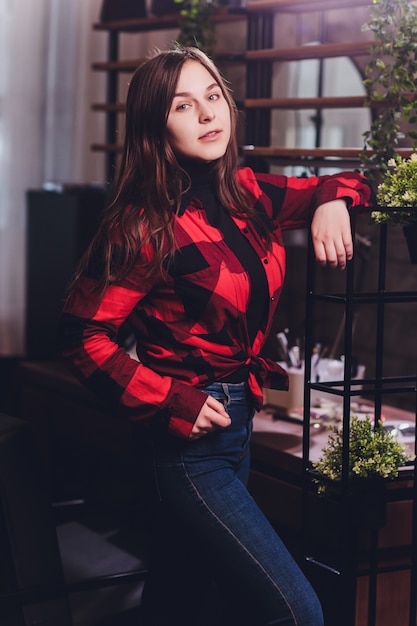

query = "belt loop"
221;383;231;407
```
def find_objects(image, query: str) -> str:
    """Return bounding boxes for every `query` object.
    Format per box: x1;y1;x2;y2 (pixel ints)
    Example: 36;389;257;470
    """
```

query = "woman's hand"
190;395;231;440
311;199;353;270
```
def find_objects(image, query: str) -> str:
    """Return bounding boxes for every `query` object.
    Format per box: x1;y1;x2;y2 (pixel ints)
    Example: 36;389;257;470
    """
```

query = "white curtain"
0;0;105;355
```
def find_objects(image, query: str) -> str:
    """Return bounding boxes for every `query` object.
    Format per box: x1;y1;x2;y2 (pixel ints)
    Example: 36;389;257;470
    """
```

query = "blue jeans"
140;382;323;626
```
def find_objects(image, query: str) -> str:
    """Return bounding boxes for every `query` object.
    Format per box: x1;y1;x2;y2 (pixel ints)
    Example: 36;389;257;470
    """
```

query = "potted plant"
174;0;217;56
371;153;417;262
361;0;417;176
312;415;412;527
313;415;411;493
360;0;417;261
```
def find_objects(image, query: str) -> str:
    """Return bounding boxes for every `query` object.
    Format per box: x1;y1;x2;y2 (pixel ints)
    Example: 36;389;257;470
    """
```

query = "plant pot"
312;472;388;530
346;479;387;530
403;222;417;264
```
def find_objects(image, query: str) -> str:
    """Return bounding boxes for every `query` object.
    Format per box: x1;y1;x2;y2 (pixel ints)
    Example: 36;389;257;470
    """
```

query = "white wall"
0;0;107;354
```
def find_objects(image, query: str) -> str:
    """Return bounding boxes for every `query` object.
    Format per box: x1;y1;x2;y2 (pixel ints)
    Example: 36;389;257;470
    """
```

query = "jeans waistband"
203;381;249;407
204;381;246;390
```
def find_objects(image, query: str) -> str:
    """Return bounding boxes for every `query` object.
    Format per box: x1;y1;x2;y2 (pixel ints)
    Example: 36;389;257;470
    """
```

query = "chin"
200;149;227;161
177;146;227;162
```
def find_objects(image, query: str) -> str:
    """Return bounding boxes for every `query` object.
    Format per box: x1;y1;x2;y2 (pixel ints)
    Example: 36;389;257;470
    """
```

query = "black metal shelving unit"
301;207;417;626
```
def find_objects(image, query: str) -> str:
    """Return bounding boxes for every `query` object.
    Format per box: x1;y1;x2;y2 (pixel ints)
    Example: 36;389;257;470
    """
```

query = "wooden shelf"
246;41;371;63
91;143;415;170
93;8;245;33
94;13;179;32
240;146;415;169
245;95;416;110
246;0;371;14
92;52;245;74
242;146;364;167
92;59;144;72
242;147;414;159
244;96;368;110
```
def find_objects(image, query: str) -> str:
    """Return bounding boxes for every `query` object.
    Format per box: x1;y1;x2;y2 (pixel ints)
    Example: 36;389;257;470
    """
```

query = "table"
250;406;416;626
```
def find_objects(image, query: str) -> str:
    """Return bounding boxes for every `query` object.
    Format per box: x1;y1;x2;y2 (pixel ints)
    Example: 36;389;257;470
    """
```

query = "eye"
176;103;190;111
208;93;220;101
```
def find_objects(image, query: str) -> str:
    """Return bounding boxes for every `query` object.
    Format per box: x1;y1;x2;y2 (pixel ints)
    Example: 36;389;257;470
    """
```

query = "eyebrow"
173;83;219;98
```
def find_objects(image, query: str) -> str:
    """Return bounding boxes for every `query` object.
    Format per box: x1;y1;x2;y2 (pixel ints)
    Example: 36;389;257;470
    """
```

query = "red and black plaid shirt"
58;167;373;439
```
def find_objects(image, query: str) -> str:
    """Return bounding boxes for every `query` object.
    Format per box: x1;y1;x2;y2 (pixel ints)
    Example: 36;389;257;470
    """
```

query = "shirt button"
271;296;275;301
243;228;249;234
263;259;269;264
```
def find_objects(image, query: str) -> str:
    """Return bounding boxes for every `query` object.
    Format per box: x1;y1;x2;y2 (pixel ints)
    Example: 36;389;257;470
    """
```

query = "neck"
180;159;218;188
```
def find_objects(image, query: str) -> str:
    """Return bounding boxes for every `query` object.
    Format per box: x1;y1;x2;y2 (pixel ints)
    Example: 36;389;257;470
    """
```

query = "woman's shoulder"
237;167;288;188
236;166;262;197
237;166;257;184
236;167;289;204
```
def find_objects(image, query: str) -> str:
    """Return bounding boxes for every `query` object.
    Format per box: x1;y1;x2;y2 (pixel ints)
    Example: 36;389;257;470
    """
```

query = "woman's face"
166;60;232;162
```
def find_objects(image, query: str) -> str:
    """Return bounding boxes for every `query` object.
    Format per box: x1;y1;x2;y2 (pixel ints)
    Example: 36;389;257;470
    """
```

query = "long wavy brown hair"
76;46;268;291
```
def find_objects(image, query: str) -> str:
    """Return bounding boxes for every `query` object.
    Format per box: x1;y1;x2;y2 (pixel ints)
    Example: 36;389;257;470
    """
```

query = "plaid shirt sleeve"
58;268;209;440
242;169;374;229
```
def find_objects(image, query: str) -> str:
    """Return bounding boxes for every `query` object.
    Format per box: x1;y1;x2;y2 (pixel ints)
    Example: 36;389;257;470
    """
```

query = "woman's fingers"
314;232;353;269
311;199;353;270
190;395;231;440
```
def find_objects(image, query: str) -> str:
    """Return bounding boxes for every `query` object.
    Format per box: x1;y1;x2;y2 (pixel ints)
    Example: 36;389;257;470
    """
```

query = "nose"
199;101;215;123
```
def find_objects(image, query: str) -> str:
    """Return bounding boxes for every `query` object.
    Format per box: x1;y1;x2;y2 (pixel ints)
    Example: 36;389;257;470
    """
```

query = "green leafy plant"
313;415;412;495
175;0;216;56
372;152;417;224
361;0;417;175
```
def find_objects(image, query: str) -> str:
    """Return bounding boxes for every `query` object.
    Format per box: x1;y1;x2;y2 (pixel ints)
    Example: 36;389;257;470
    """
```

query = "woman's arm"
243;168;374;268
245;169;374;231
57;270;209;439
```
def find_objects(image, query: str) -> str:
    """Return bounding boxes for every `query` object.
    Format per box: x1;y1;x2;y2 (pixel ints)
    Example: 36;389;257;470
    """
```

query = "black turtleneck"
179;160;269;381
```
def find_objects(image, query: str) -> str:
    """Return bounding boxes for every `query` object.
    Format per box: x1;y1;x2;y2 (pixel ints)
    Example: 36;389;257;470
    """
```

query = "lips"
199;129;221;140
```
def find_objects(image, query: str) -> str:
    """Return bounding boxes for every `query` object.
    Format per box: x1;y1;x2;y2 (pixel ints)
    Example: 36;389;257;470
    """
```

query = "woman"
58;46;373;626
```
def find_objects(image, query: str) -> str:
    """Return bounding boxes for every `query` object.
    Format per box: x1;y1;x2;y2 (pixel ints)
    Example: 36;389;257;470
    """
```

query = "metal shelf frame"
301;207;417;626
